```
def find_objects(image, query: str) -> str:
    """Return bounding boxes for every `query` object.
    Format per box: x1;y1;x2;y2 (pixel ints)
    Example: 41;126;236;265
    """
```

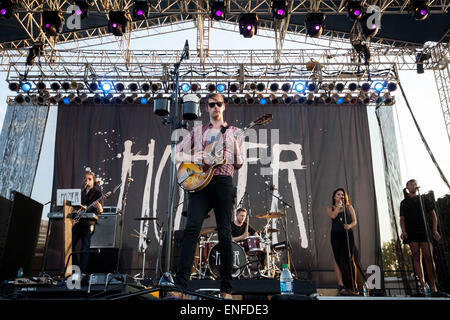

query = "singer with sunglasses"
172;93;244;299
72;171;104;275
327;188;366;296
400;179;442;296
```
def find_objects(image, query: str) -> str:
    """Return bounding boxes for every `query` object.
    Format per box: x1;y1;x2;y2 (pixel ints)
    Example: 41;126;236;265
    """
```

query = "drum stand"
257;220;281;278
131;227;152;281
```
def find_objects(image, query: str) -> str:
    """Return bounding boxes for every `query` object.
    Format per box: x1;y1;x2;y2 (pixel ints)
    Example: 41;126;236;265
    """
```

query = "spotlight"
231;95;241;104
347;1;363;20
93;94;101;104
245;93;255;104
335;83;345;92
15;94;24;104
21;82;32;92
140;95;150;104
239;13;258;38
70;81;78;90
108;11;128;36
360;93;370;105
207;83;216;92
246;83;257;91
49;94;61;105
115;83;125;92
383;92;393;105
0;0;16;18
305;12;325;38
307;83;316;92
229;83;239;92
128;83;138;92
100;81;114;93
74;1;91;20
348;82;358;91
294;82;306;93
88;82;98;91
336;96;344;104
258;94;267;105
281;83;291;92
216;83;226;92
210;0;226;20
36;82;46;91
360;12;379;38
182;95;201;120
411;1;430;20
272;1;287;20
62;82;71;91
191;83;200;92
373;81;385;92
256;83;266;92
63;97;71;105
8;82;19;91
269;83;279;92
113;94;125;104
125;93;138;104
306;93;314;104
141;83;150;92
132;1;149;20
361;83;371;92
151;83;161;92
297;96;306;104
42;11;64;37
387;82;398;91
50;82;60;91
181;83;190;92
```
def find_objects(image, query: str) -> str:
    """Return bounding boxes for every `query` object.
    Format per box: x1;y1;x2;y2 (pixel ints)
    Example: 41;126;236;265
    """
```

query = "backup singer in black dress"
72;171;103;274
327;188;366;295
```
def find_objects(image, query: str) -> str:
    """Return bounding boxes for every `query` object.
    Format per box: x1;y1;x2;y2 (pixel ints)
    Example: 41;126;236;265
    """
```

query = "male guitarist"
173;93;244;299
72;171;103;275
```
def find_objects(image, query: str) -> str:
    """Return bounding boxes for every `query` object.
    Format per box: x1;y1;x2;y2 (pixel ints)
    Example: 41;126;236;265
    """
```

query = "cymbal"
200;226;217;235
266;228;280;234
134;217;158;221
255;212;284;219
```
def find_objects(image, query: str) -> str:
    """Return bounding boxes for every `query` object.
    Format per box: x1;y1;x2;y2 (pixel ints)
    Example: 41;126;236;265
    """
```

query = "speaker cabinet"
0;191;43;281
91;214;119;248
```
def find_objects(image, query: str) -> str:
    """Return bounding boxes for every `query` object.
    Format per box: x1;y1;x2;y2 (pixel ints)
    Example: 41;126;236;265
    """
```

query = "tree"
382;239;414;277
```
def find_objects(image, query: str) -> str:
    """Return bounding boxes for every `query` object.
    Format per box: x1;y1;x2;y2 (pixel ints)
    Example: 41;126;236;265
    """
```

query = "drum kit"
191;211;287;280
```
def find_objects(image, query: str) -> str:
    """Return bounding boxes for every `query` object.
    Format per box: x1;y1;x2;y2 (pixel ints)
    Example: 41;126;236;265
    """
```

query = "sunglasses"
208;101;224;108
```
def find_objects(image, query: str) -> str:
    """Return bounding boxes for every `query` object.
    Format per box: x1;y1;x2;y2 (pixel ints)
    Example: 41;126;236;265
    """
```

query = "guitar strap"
220;125;230;158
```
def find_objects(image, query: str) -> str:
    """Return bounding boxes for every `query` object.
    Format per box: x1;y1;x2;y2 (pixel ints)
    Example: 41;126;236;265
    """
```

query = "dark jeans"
175;175;234;293
72;221;93;274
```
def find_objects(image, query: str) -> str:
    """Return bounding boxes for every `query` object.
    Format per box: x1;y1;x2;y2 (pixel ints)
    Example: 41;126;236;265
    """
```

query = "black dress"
330;206;366;292
400;195;435;243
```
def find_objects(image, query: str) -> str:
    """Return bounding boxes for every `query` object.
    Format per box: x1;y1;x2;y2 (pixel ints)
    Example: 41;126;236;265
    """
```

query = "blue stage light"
373;82;385;92
294;82;306;93
336;97;344;104
140;97;148;104
21;82;32;92
181;83;190;92
63;97;70;104
100;81;114;93
259;98;267;105
217;83;226;92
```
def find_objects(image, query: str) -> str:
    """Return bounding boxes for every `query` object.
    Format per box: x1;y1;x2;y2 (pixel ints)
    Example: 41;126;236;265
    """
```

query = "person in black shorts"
400;179;441;295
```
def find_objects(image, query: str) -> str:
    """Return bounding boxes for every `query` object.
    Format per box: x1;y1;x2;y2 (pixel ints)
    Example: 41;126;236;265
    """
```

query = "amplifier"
91;214;119;248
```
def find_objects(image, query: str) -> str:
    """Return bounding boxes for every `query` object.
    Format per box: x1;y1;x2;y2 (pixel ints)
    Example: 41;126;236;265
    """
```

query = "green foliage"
382;239;414;277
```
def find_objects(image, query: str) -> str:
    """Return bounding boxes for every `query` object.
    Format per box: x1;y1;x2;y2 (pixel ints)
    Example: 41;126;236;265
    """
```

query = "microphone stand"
115;177;133;273
342;198;356;293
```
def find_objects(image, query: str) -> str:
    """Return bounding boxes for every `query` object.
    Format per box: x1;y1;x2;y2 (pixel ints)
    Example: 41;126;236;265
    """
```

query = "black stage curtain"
52;103;379;288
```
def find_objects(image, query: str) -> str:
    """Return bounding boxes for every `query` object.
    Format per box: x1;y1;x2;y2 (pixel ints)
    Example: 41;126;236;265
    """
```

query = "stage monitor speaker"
91;214;119;248
86;248;118;274
0;191;43;281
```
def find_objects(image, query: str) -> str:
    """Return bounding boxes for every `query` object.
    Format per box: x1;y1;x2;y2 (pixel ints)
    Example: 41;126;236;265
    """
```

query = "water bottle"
280;264;294;295
424;283;431;297
363;283;369;297
17;267;23;278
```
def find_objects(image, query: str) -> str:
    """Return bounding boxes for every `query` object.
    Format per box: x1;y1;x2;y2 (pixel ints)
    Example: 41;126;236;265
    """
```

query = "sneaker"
431;291;449;298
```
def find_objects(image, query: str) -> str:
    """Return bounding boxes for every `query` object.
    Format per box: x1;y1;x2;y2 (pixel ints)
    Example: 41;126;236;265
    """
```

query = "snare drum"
200;241;218;266
208;241;247;278
239;236;264;255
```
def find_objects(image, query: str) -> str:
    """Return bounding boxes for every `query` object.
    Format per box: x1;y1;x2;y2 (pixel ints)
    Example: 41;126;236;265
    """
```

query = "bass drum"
208;241;247;279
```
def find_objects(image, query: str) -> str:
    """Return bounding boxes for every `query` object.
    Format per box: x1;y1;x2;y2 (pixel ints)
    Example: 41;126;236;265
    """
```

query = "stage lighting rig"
347;1;363;20
108;11;129;36
305;12;325;38
272;1;287;20
132;1;149;20
410;1;430;20
239;13;258;38
74;1;93;20
210;0;226;20
0;0;16;18
42;11;64;37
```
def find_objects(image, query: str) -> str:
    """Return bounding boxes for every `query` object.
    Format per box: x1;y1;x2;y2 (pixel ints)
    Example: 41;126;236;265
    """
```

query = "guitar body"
177;161;225;192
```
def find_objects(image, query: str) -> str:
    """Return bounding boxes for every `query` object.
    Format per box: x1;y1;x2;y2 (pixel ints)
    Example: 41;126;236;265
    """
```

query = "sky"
0;23;448;246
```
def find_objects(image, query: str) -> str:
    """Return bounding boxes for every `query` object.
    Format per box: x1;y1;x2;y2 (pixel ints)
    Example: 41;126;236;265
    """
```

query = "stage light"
272;1;287;20
305;12;325;38
387;82;398;91
182;95;201;120
306;93;314;104
108;11;128;36
63;97;71;105
74;1;92;20
336;96;344;104
239;13;258;38
132;1;149;20
141;83;150;92
269;83;279;92
411;1;430;20
360;13;379;38
140;97;148;104
8;82;19;91
190;83;200;92
100;81;114;93
335;82;345;92
348;82;358;91
115;83;125;92
256;83;266;92
361;82;371;92
15;94;24;104
294;82;306;93
0;0;16;18
211;0;226;20
88;82;98;91
42;11;64;37
281;83;291;92
36;82;45;91
49;94;61;105
245;93;255;104
21;82;31;92
216;83;226;92
373;81;385;92
307;83;316;92
347;1;363;20
125;93;138;104
151;83;161;92
383;92;393;105
259;97;267;105
231;95;241;104
128;83;138;92
181;83;190;92
360;93;370;105
229;83;239;92
207;83;216;92
50;82;60;91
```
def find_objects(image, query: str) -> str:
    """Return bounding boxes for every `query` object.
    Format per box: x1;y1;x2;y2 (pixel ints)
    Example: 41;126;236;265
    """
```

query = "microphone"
415;186;421;190
83;181;88;189
128;177;134;182
265;181;277;191
184;40;189;59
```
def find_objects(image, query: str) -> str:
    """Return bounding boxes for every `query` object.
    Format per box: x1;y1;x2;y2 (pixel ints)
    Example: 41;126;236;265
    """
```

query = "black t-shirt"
231;221;256;237
400;195;435;236
81;186;104;214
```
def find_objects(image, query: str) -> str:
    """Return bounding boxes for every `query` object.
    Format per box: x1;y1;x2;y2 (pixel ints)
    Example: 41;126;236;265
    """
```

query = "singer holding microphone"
326;188;366;295
72;171;104;275
400;179;441;296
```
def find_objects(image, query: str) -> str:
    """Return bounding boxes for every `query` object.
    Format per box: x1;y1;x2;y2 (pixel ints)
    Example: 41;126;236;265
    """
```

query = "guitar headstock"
253;114;273;126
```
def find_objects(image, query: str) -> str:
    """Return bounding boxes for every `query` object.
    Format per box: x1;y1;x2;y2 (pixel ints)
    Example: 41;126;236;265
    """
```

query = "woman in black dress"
327;188;366;295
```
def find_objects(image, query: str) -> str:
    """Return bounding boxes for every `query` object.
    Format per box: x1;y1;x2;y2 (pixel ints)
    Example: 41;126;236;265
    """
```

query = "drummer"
231;208;259;242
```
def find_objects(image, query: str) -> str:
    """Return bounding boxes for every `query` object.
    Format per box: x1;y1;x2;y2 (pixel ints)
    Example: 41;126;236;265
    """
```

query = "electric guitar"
177;114;273;192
